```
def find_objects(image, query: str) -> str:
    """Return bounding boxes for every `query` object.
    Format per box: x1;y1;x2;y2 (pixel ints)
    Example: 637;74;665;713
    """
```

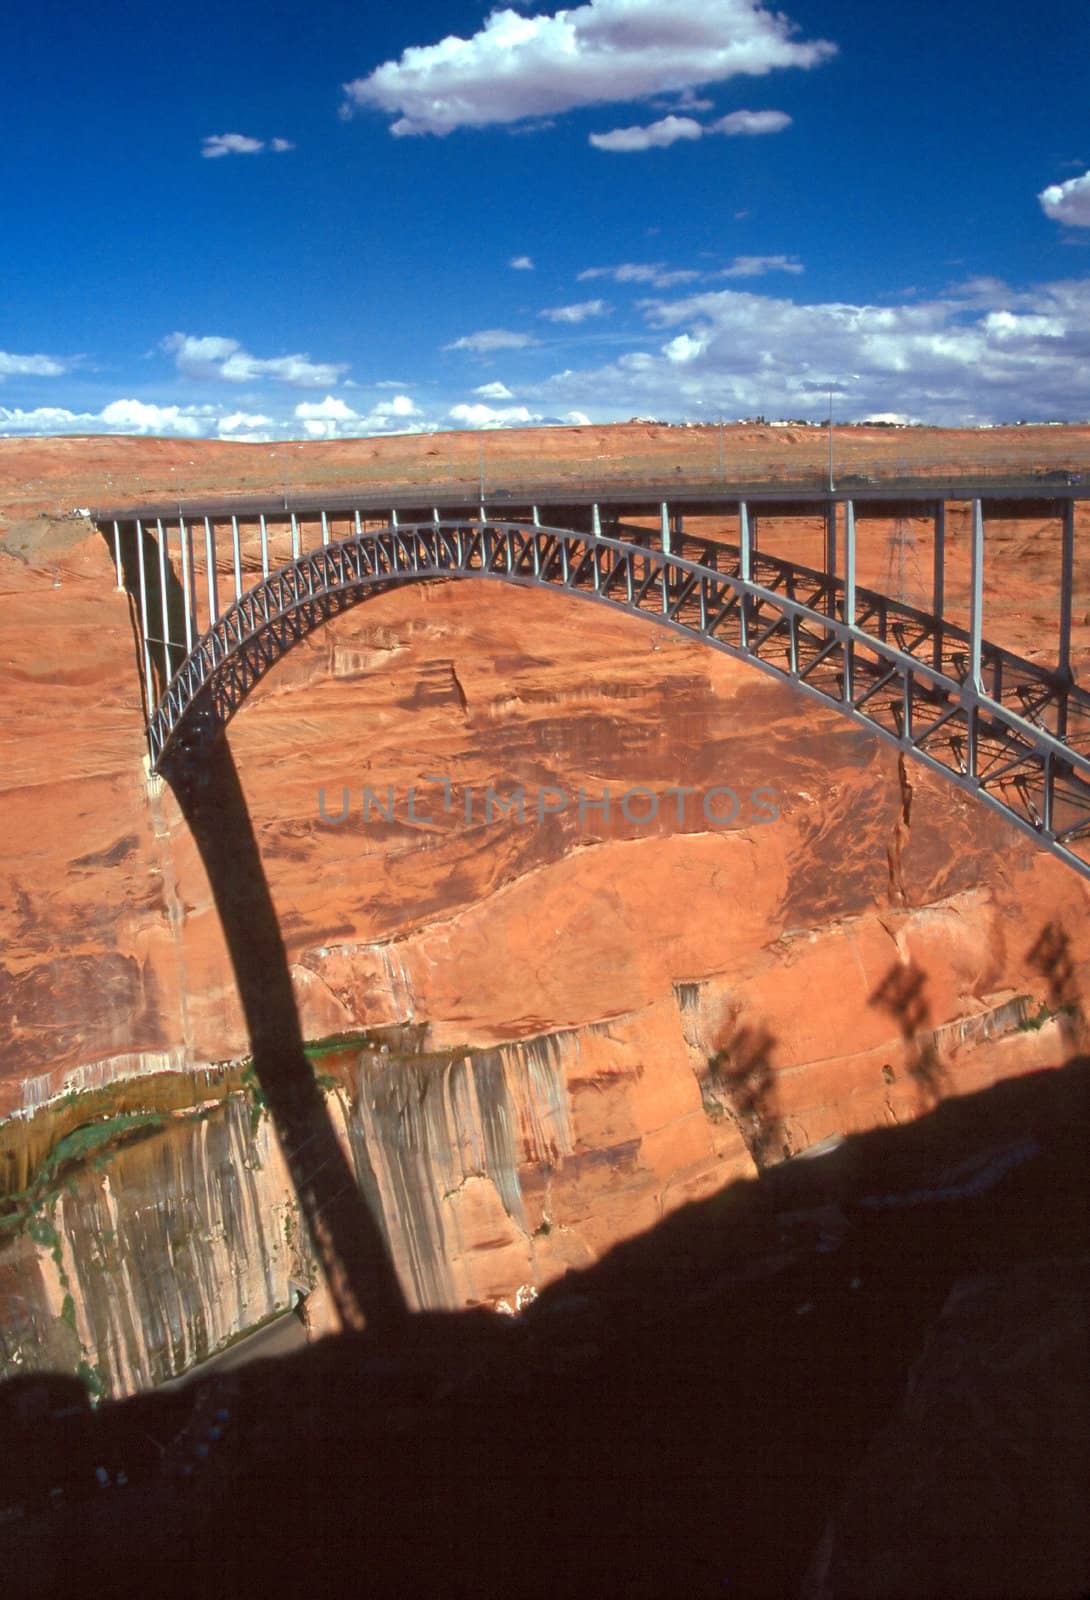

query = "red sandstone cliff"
1;427;1088;1320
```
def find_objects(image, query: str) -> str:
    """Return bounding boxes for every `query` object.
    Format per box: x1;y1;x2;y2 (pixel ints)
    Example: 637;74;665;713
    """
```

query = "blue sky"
3;0;1089;439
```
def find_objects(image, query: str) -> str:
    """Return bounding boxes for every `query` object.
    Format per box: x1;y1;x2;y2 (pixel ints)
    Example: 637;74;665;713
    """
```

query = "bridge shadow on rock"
870;958;948;1111
2;1056;1087;1599
103;522;407;1336
159;729;408;1337
1028;918;1087;1045
704;1017;786;1168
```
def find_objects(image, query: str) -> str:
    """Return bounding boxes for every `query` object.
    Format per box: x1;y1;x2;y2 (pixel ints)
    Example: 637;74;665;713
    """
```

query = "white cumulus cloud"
590;105;790;150
713;108;791;135
578;261;701;288
536;274;1090;424
218;411;275;432
342;0;836;136
1039;170;1090;228
590;114;703;152
201;133;295;159
510;255;535;270
474;381;516;399
445;329;538;352
717;254;803;278
98;399;204;435
0;401;216;438
294;396;358;422
293;393;424;438
0;406;86;433
0;351;69;379
539;299;611;323
449;402;537;428
162;332;348;388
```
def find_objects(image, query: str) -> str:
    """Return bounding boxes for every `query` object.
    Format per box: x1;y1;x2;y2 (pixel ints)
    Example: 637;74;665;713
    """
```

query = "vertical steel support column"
112;521;124;589
1058;499;1075;742
825;500;837;618
739;500;752;652
390;509;398;530
179;515;195;651
532;506;540;528
932;502;946;673
592;503;601;539
290;512;300;560
321;510;330;547
842;500;856;703
231;516;242;602
259;514;269;579
969;498;984;692
156;519;171;683
354;509;362;537
660;502;670;556
204;517;219;623
134;519;155;715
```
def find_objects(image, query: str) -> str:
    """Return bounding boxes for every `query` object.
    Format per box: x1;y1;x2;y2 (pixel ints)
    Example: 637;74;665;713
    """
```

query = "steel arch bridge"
97;487;1090;882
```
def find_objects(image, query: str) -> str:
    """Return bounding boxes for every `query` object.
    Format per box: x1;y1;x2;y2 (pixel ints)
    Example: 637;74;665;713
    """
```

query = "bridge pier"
178;516;195;651
739;501;753;652
932;503;945;673
204;517;219;623
231;516;242;602
134;519;155;716
842;500;856;703
112;520;124;590
1058;500;1076;740
969;499;984;693
156;518;172;683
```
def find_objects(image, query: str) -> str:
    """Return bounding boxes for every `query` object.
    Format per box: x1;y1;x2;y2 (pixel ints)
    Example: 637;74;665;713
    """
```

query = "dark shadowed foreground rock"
805;1254;1090;1600
1;1058;1087;1600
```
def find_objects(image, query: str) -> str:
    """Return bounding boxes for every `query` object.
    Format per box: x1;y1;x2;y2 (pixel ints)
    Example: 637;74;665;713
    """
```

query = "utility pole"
827;389;835;491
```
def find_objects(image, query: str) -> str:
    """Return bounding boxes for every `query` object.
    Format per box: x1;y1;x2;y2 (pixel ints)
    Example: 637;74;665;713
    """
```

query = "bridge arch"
133;517;1090;879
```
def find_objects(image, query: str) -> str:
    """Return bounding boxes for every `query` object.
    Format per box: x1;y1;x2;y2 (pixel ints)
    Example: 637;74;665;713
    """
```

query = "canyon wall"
1;432;1088;1384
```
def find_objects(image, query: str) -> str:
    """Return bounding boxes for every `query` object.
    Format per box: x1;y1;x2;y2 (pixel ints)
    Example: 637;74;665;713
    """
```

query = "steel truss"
114;514;1090;882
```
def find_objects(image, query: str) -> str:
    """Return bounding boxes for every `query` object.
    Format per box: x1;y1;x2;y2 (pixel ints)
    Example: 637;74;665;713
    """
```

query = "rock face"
806;1255;1090;1599
4;1055;1086;1599
1;431;1088;1371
